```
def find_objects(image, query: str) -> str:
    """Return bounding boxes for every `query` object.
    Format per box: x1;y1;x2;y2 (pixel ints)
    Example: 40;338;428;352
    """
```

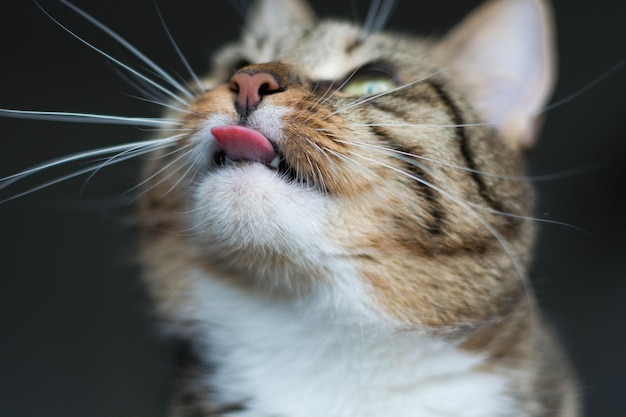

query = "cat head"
140;0;556;329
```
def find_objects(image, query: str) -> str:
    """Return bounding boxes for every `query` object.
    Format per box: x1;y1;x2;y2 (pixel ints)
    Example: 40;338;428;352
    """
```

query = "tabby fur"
138;0;579;415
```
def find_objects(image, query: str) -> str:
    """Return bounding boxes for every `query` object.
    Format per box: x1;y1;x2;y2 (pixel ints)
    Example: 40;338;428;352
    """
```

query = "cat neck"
188;268;518;417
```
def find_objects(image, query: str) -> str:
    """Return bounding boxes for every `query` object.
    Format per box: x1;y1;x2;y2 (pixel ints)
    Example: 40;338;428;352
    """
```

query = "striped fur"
138;1;579;416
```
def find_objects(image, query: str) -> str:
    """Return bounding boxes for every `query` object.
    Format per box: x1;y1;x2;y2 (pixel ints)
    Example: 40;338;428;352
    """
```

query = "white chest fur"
188;270;519;417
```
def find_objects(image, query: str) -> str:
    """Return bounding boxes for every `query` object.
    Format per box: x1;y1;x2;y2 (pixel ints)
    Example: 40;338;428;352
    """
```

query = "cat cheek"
181;85;239;130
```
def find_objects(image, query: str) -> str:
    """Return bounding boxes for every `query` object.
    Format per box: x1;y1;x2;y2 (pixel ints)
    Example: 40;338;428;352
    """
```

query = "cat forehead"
237;20;431;80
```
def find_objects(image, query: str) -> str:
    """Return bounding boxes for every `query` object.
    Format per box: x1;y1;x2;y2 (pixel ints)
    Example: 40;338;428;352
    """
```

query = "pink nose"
230;70;281;116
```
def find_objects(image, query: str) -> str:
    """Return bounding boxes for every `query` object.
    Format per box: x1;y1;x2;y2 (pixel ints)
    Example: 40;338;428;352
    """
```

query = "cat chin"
190;162;330;267
194;161;320;213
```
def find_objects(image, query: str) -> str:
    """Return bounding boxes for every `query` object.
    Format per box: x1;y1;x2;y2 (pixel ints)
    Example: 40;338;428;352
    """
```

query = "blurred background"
0;0;624;416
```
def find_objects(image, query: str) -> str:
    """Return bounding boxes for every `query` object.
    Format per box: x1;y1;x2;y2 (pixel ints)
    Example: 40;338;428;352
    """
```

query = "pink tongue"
211;125;277;164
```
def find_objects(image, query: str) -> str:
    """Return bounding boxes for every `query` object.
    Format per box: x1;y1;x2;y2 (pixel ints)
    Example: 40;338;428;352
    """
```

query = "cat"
1;0;580;416
136;0;581;415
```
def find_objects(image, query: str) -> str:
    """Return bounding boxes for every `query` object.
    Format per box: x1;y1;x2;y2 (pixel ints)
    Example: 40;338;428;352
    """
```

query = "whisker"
0;108;178;127
58;0;194;100
461;199;590;235
113;65;173;105
1;135;182;190
334;138;527;182
318;60;625;137
125;94;192;115
162;156;198;197
125;145;194;198
531;59;625;117
35;2;188;107
306;65;365;122
1;165;112;204
317;131;590;235
360;142;589;232
153;1;206;94
306;80;338;119
53;141;190;207
126;142;196;198
325;133;600;183
361;0;382;35
344;121;495;129
323;146;369;178
369;0;398;35
300;136;331;191
80;138;187;192
0;137;181;204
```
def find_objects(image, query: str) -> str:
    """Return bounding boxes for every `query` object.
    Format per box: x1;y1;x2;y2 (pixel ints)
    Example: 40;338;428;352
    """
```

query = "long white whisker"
1;165;110;204
301;136;331;191
334;138;524;181
362;0;382;34
0;139;179;204
35;3;188;107
0;136;182;190
153;2;206;94
80;138;187;192
385;147;589;232
162;156;198;197
343;60;624;129
370;0;398;34
323;146;369;178
340;138;591;233
531;59;625;117
125;145;193;196
345;121;495;128
329;135;597;183
392;145;601;185
461;199;590;234
306;65;365;123
126;142;196;198
59;0;194;100
125;94;191;115
306;81;338;119
113;65;172;104
0;108;178;127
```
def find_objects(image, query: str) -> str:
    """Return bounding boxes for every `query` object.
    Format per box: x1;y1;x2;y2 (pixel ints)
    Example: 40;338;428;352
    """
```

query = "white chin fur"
191;163;331;283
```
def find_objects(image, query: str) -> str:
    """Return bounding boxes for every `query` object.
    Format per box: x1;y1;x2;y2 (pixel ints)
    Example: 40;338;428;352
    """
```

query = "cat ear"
436;0;556;149
246;0;316;40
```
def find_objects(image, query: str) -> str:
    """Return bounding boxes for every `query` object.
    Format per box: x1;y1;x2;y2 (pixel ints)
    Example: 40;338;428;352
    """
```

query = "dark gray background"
0;1;624;416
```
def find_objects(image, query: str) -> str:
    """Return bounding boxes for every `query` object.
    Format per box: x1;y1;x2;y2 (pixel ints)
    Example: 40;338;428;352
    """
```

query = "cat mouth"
212;150;298;180
210;125;300;182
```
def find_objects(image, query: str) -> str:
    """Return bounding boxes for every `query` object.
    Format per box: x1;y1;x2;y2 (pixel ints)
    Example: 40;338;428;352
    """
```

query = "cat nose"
230;68;282;117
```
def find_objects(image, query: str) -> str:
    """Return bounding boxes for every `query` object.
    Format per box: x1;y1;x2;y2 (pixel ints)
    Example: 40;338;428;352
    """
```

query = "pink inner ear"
211;125;278;163
437;0;555;148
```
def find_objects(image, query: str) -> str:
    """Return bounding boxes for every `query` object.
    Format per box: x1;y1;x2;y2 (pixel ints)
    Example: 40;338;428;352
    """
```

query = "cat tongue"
211;125;277;164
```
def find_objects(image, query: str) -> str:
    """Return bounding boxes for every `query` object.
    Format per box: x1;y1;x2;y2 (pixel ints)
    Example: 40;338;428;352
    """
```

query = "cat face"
140;0;555;329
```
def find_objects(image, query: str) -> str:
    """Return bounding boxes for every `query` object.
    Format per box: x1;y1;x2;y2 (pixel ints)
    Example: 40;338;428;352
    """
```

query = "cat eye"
341;68;398;96
313;65;399;97
342;75;396;96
